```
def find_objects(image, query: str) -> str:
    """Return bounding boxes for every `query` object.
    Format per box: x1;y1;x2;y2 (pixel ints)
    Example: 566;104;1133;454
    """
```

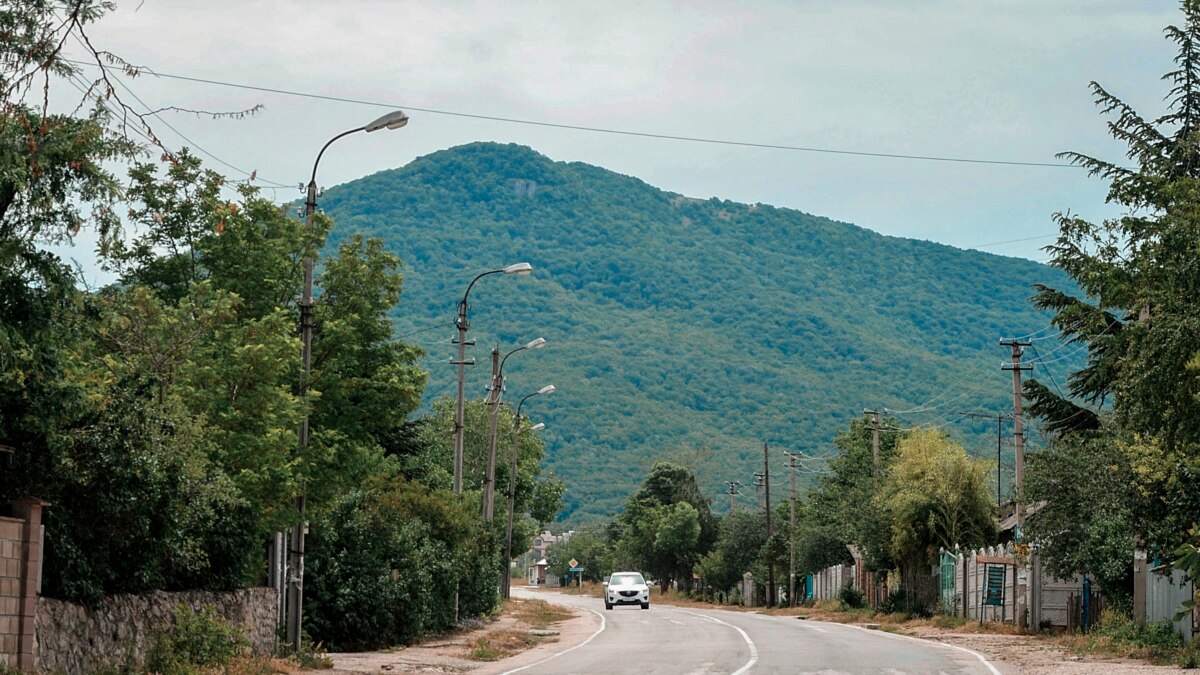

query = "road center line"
498;604;607;675
676;609;759;675
837;622;1002;675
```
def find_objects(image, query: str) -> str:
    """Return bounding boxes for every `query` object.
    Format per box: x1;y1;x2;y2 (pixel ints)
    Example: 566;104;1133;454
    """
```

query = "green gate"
939;550;958;613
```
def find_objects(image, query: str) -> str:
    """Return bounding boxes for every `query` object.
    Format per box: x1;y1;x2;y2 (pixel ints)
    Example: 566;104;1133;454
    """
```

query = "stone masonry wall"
35;588;277;673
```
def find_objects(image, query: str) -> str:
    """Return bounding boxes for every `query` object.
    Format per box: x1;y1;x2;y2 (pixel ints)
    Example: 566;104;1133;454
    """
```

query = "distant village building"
528;529;573;560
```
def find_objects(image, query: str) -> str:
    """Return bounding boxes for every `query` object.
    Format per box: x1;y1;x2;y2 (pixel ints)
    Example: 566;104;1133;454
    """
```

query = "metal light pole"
452;263;533;494
503;385;554;599
289;110;409;655
484;338;546;521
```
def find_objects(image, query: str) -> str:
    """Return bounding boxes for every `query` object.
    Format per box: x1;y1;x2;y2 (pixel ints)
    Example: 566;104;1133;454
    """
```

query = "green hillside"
320;142;1074;523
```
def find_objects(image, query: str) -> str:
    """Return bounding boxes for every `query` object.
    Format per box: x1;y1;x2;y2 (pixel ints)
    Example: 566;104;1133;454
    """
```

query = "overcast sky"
56;0;1181;276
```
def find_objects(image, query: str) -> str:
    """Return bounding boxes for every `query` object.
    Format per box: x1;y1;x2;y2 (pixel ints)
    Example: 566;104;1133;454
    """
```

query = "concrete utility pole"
1000;337;1033;630
484;338;546;521
764;443;775;607
725;480;740;513
784;451;800;607
451;263;533;495
289;110;410;655
451;298;476;495
864;409;881;474
503;385;552;599
753;473;765;510
999;339;1032;535
482;347;501;519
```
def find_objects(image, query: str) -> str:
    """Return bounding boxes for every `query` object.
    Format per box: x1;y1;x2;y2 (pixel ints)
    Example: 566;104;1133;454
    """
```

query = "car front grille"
619;590;639;597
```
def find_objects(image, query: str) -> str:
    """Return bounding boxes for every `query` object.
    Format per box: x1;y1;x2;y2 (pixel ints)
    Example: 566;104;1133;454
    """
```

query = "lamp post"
288;109;409;655
452;263;533;495
483;338;546;521
503;386;554;598
499;386;549;595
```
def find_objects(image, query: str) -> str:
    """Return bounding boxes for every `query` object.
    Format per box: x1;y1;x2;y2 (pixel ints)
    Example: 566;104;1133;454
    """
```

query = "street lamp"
503;385;554;599
452;263;532;495
288;110;408;654
483;338;546;521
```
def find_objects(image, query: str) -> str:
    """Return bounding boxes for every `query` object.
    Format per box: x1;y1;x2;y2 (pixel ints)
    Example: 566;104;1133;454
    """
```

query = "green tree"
696;510;768;596
804;415;899;572
407;397;564;541
1026;3;1200;612
879;429;996;571
304;475;492;650
545;527;614;582
1032;1;1200;552
616;462;714;592
1024;427;1136;608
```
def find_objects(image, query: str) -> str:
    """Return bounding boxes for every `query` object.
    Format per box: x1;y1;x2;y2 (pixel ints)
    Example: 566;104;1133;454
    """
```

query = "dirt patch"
898;626;1182;674
325;597;577;674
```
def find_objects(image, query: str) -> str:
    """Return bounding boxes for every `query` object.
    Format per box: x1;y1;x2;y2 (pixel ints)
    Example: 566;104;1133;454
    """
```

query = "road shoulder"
326;589;598;674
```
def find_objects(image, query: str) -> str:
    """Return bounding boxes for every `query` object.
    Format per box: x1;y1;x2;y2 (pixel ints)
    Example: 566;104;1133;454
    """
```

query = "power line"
64;58;1082;169
967;234;1059;249
397;321;455;340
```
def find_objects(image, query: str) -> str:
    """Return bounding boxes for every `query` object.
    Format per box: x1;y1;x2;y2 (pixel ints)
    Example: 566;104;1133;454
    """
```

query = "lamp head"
502;262;533;275
365;110;410;132
524;337;547;351
537;384;556;396
530;422;545;432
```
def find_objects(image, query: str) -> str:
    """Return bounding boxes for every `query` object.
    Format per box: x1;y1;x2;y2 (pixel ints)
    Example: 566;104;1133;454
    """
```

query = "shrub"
838;584;865;609
146;604;249;673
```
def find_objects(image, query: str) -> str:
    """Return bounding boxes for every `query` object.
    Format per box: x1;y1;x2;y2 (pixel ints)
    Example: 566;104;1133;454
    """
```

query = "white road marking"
497;604;607;675
837;622;1002;675
676;610;759;675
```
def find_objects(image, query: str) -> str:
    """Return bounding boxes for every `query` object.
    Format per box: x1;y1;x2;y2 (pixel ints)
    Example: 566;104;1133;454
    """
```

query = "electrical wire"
67;40;292;190
967;234;1059;249
1027;343;1071;400
397;321;454;339
63;58;1083;169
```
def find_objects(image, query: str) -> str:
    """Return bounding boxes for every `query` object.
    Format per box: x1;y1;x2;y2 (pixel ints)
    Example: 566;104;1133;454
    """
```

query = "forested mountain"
321;142;1074;523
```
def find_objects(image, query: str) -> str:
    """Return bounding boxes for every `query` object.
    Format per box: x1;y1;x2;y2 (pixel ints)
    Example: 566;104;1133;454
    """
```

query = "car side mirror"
602;581;608;587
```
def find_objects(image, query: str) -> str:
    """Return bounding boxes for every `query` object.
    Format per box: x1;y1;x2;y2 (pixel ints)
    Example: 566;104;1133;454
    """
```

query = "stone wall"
35;587;277;673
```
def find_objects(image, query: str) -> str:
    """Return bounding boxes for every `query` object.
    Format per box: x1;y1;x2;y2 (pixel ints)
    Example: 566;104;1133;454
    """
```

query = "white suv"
604;572;650;610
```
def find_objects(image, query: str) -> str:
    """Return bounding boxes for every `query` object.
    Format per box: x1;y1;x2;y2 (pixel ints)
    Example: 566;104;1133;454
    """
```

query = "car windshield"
610;573;645;586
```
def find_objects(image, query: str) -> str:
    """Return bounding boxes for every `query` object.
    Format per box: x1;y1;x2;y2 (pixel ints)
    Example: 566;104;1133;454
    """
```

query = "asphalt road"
506;587;1002;675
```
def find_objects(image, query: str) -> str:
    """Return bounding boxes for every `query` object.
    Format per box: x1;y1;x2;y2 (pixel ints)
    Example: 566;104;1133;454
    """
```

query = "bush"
1090;610;1186;662
876;588;934;618
304;480;501;651
838;584;865;609
146;604;249;673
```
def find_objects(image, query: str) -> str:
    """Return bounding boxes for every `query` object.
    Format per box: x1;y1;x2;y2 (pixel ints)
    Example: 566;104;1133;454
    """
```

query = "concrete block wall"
0;516;26;670
0;499;46;671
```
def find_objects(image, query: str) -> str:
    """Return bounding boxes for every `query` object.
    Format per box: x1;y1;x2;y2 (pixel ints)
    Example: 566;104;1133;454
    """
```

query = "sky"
52;0;1182;280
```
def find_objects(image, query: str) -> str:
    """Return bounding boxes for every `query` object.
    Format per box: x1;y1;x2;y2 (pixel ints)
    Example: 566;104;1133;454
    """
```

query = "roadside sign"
568;558;579;569
983;565;1005;607
569;566;584;572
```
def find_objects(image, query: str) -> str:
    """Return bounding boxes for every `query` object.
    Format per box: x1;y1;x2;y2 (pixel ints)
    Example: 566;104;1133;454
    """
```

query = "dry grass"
464;628;557;662
459;597;572;662
224;657;308;674
509;598;574;628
